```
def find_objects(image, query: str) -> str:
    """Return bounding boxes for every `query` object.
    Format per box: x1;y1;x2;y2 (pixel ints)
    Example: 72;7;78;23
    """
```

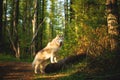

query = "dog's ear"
57;34;63;37
60;34;64;39
55;34;64;40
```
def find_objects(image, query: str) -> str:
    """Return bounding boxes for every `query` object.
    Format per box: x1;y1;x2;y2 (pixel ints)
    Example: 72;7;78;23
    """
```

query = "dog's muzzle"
59;39;63;47
60;41;63;47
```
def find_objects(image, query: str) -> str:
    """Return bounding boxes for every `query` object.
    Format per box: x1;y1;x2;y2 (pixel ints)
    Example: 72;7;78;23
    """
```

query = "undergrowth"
34;52;120;80
0;53;32;62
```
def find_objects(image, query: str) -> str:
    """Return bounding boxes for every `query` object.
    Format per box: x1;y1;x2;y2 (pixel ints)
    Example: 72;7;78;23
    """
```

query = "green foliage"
0;53;32;62
71;0;106;28
0;53;20;62
58;74;86;80
59;0;108;58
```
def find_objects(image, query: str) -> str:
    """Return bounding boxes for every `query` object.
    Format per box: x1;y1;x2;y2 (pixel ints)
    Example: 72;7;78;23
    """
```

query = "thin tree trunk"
0;0;3;52
70;0;75;22
32;0;38;56
3;0;7;33
13;0;20;59
39;0;44;50
22;0;27;32
64;0;69;37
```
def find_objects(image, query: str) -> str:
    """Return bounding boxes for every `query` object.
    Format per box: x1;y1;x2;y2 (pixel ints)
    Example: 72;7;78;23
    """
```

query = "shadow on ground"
0;62;34;80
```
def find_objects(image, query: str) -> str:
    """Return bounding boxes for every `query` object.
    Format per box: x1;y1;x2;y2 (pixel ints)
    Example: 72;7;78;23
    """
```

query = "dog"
32;35;64;74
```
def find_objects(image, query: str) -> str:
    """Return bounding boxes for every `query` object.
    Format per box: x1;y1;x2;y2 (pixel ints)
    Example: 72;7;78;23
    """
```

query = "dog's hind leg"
40;64;45;73
35;64;39;74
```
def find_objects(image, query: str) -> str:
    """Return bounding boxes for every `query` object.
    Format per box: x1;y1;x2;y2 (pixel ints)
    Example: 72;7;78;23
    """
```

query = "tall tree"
3;0;7;33
13;0;20;58
7;0;20;58
0;0;3;52
106;0;120;52
36;0;45;50
64;0;70;36
64;0;69;22
70;0;75;22
32;0;38;56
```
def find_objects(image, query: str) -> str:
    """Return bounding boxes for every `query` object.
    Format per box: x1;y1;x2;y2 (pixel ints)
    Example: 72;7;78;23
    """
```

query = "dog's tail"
32;59;36;68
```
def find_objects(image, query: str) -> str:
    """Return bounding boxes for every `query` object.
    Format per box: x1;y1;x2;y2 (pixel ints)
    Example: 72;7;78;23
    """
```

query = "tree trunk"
13;0;20;59
39;0;44;50
70;0;75;22
0;0;3;52
3;0;7;34
106;0;120;52
36;0;44;51
32;0;38;56
64;0;70;23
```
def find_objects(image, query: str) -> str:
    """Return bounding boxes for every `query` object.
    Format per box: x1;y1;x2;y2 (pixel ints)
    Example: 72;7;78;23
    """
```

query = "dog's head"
54;34;64;46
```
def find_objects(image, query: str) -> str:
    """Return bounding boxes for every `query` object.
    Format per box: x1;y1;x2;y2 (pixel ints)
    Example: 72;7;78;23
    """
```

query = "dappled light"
0;62;34;80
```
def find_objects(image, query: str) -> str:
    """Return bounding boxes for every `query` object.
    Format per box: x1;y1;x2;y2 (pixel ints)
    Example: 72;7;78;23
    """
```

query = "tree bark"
13;0;20;59
70;0;75;22
106;0;120;52
36;0;44;51
3;0;7;34
0;0;3;52
31;0;38;56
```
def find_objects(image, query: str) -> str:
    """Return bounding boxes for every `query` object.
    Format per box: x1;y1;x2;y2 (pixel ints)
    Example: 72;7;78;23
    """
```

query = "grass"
58;73;86;80
0;53;20;62
35;73;86;80
0;53;33;62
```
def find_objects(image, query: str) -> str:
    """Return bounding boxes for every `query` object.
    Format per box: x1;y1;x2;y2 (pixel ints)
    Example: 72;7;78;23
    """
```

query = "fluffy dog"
32;35;64;74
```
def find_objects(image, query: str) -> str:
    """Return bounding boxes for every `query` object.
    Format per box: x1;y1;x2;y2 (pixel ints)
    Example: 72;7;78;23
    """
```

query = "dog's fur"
32;35;64;74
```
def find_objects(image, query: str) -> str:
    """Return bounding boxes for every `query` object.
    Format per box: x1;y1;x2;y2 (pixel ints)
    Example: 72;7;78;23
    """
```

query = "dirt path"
0;62;34;80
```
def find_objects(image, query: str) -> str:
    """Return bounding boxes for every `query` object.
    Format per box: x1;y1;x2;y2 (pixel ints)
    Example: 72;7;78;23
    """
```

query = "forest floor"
0;61;34;80
0;61;72;80
0;61;69;80
1;56;120;80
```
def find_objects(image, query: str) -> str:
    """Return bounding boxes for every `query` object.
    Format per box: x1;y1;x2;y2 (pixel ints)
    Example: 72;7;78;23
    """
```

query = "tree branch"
30;17;46;45
6;27;17;54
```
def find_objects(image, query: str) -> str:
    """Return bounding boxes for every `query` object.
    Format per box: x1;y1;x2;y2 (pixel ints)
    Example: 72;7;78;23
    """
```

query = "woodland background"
0;0;120;79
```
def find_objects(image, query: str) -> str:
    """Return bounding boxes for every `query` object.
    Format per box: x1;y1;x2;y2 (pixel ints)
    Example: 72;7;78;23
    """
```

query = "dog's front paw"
54;57;57;63
54;60;58;63
51;61;54;63
35;71;37;74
